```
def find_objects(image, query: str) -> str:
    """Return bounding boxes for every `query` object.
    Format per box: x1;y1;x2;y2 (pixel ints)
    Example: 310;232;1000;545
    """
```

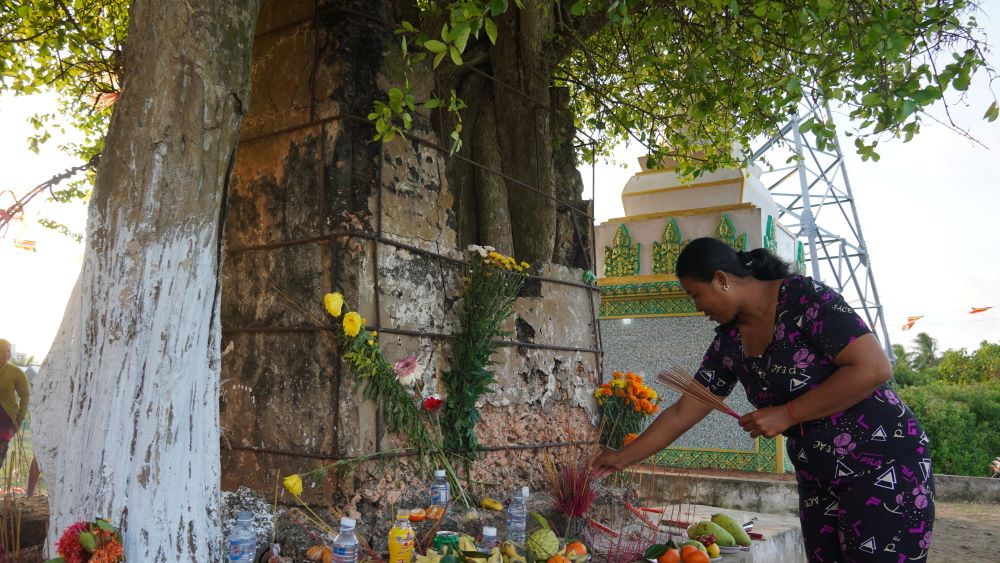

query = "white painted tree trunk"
30;1;260;560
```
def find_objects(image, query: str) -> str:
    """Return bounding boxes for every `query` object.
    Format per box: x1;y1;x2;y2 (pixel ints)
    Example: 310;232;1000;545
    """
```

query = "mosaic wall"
597;215;790;473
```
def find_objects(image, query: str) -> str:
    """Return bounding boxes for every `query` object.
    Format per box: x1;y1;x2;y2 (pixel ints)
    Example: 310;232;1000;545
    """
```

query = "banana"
480;497;503;511
501;541;526;563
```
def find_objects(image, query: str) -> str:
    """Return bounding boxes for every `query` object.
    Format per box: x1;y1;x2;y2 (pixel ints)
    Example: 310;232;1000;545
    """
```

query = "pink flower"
423;395;443;412
394;355;418;386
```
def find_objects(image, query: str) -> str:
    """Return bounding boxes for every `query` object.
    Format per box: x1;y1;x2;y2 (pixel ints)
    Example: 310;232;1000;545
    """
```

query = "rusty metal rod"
224;440;595;462
221;324;603;355
226;228;599;291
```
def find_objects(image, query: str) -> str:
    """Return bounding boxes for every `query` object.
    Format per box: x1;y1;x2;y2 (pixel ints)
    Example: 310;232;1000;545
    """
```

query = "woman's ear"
713;270;730;289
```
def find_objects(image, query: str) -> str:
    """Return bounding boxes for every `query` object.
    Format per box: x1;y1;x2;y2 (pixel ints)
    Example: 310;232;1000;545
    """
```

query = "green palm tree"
910;332;939;371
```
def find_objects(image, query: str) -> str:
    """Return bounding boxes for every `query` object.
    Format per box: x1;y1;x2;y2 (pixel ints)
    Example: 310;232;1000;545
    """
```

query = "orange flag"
13;239;36;252
970;306;993;314
901;316;923;330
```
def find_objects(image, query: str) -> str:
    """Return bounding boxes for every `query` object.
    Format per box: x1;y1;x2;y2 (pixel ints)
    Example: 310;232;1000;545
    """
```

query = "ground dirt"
929;501;999;563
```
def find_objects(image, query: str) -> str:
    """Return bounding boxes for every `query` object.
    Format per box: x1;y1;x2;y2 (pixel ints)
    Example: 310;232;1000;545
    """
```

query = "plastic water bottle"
430;469;450;508
480;526;498;551
226;511;256;562
331;517;359;563
506;486;529;545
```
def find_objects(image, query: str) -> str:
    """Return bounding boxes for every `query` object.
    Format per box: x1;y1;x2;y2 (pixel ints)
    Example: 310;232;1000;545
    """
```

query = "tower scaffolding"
752;98;894;359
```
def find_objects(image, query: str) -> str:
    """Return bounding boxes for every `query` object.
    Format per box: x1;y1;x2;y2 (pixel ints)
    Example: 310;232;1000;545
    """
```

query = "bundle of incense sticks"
655;358;741;419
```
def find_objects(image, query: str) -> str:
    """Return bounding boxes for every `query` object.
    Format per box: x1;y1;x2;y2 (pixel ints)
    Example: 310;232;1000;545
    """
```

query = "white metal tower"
752;98;894;358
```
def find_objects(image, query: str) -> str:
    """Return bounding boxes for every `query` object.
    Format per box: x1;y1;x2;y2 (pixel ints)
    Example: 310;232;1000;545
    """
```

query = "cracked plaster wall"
220;0;600;515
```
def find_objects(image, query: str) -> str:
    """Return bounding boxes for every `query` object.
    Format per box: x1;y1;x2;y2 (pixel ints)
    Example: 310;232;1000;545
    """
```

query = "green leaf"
984;101;999;122
491;0;509;14
433;51;446;68
643;544;668;559
484;17;498;44
860;92;883;106
79;532;97;552
423;39;447;53
449;45;463;66
423;98;443;109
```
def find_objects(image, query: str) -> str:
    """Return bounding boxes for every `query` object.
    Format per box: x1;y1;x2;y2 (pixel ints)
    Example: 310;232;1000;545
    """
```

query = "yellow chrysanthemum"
343;311;365;337
324;293;344;317
283;474;303;497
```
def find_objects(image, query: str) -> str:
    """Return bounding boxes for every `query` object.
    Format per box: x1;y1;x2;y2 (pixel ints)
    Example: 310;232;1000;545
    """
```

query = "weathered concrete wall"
220;0;599;519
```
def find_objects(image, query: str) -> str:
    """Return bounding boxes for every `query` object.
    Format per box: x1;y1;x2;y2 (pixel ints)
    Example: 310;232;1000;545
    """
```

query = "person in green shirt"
0;339;29;468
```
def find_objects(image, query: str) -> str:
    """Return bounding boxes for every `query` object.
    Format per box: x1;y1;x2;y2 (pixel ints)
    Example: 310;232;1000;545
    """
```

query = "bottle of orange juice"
387;509;415;562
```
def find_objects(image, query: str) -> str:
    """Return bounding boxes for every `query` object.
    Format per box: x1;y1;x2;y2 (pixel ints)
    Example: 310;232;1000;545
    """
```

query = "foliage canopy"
2;0;995;180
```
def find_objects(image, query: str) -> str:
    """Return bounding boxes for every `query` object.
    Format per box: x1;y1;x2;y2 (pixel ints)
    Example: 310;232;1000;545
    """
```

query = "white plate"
719;545;741;553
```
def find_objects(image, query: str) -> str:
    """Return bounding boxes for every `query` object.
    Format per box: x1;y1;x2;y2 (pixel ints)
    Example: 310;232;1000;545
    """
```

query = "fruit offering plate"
646;558;721;562
718;546;741;553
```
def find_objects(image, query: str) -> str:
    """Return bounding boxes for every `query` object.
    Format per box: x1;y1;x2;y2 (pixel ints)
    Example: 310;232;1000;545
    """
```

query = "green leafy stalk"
442;247;529;455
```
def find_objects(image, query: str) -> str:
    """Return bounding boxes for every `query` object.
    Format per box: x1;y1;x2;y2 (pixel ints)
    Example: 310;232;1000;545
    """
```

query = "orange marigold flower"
623;433;639;447
612;371;623;380
90;530;124;563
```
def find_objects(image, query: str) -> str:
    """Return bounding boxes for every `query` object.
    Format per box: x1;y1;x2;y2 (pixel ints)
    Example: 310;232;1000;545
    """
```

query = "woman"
593;237;934;562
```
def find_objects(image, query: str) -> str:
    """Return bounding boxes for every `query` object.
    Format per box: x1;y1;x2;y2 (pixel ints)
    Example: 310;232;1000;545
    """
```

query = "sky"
2;8;1000;361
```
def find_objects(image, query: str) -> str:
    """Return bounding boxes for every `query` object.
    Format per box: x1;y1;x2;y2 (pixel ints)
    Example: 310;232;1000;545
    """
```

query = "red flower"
55;521;90;563
423;395;443;412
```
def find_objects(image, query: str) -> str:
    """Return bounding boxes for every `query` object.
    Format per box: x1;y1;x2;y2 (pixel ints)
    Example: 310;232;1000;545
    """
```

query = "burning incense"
655;358;741;419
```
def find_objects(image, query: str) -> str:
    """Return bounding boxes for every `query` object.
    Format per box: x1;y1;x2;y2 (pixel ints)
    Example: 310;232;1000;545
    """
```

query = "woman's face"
680;273;736;324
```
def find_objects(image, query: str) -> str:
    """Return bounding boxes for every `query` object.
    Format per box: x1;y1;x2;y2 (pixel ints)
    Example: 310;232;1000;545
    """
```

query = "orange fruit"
680;545;699;559
683;551;711;563
408;508;425;522
547;556;571;563
565;541;587;556
657;548;680;563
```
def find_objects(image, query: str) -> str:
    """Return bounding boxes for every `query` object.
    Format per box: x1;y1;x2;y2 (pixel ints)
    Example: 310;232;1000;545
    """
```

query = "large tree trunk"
437;1;591;266
31;0;260;559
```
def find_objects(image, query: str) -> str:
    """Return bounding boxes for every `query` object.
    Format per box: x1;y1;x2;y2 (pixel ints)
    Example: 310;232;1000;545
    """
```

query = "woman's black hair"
675;237;791;282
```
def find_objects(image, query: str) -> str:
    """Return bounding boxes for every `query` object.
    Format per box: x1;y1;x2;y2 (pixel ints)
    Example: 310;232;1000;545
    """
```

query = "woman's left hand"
738;405;795;439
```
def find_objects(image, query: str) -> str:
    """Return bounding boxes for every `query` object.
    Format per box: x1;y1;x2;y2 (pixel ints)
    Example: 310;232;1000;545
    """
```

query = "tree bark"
31;0;260;559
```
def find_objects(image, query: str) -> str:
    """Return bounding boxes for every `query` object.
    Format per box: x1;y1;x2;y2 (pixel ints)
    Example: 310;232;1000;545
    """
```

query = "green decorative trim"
600;295;698;318
651;218;687;275
603;224;640;277
796;241;806;275
715;213;747;251
763;215;777;253
598;278;697;318
654;436;786;473
600;280;684;298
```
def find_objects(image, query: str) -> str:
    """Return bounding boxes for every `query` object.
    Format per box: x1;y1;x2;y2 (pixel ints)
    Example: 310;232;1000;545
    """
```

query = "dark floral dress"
694;275;934;563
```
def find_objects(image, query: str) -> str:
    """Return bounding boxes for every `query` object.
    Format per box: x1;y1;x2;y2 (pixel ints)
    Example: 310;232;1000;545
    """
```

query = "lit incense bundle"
655;358;741;419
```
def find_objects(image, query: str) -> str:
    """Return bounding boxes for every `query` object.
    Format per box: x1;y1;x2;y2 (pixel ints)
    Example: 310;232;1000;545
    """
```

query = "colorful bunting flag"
13;239;36;252
970;306;993;314
901;315;923;330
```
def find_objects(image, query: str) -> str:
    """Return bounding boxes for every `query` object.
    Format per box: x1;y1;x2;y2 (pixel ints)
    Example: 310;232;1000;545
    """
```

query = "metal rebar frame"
751;98;893;358
224;5;606;463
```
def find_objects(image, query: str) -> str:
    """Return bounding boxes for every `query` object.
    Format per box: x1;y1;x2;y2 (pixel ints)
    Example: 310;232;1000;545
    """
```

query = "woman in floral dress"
593;237;934;562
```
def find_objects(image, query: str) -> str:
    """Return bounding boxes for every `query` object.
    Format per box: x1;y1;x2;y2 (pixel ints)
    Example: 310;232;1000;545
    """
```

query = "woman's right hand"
591;446;630;478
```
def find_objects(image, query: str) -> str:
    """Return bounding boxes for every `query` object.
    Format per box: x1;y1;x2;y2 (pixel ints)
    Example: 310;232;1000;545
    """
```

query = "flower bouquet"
595;371;661;449
46;518;124;563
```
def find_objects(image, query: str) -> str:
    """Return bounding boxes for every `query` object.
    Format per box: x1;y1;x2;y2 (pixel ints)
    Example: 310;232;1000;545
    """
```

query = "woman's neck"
736;279;780;324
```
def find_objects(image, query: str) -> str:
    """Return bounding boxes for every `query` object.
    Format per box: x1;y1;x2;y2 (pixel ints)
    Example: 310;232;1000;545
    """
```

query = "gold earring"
723;284;730;291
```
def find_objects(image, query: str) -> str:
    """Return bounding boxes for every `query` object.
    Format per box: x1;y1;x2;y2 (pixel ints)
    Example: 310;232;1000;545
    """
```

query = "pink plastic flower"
394;355;418;386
